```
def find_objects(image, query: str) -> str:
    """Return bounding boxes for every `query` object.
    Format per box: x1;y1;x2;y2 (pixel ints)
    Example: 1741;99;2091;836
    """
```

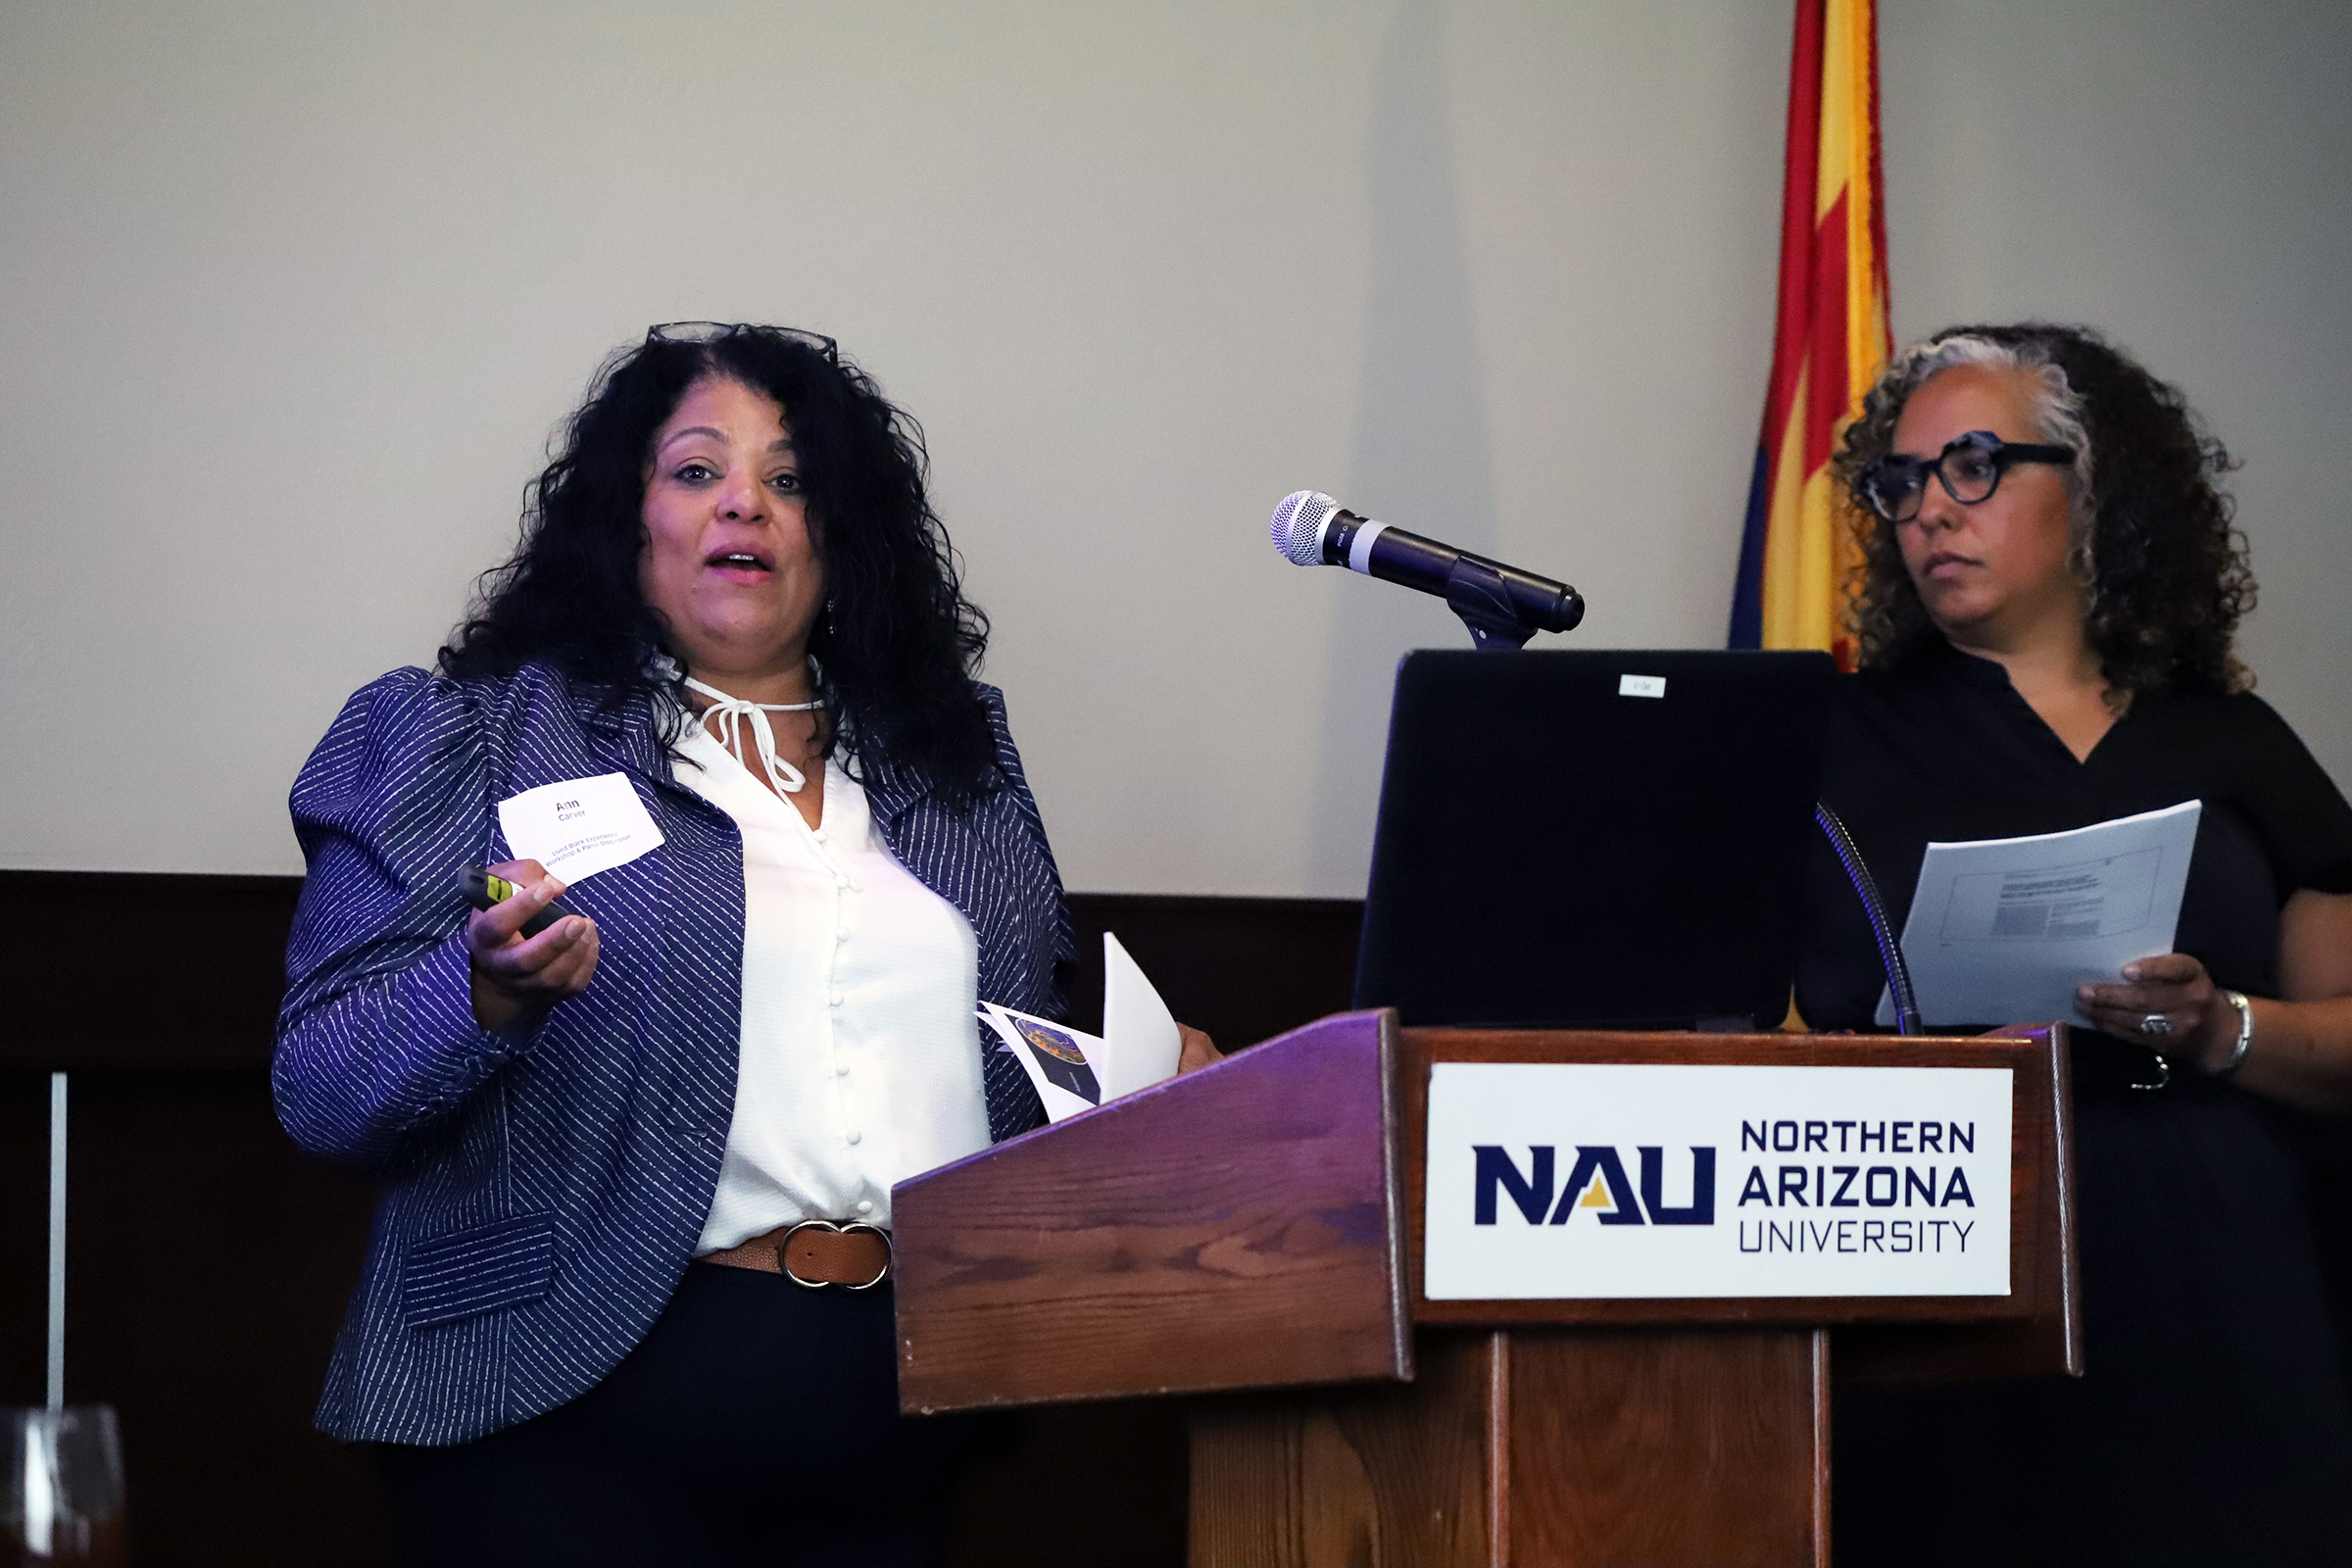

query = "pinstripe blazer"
273;662;1069;1446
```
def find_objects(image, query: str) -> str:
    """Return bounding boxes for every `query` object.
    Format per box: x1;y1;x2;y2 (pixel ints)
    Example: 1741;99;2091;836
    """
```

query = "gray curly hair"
1830;322;2253;694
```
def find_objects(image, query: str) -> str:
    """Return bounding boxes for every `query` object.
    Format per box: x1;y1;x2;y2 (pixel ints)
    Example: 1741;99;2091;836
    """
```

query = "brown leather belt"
698;1219;892;1290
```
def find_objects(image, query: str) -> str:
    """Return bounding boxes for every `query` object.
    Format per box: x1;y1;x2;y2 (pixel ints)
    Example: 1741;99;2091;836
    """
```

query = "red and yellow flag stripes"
1728;0;1891;667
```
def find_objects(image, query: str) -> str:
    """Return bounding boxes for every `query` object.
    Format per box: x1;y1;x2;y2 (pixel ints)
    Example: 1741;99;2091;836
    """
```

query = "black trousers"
375;1262;1003;1567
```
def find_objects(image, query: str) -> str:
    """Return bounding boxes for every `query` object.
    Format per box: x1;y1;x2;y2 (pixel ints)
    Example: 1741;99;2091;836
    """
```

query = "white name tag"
1425;1062;2013;1300
496;772;664;883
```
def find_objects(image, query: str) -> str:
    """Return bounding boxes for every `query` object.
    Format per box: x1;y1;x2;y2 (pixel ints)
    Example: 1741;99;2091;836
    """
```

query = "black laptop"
1352;649;1837;1030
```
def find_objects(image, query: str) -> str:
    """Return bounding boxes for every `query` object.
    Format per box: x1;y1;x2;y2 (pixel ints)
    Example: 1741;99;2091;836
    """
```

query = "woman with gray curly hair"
1797;322;2352;1565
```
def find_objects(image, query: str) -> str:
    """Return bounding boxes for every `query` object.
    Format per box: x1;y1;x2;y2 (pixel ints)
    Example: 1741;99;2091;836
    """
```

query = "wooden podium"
893;1012;2079;1567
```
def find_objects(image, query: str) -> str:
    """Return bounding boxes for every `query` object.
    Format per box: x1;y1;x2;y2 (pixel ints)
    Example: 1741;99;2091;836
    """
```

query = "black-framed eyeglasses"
645;321;839;365
1858;429;2076;523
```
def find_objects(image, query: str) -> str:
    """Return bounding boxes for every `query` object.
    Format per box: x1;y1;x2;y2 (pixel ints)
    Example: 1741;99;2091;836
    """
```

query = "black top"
1798;638;2352;1031
1799;642;2352;1567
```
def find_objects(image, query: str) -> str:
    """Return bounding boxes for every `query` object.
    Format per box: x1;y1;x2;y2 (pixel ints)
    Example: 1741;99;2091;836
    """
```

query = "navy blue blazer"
274;662;1069;1446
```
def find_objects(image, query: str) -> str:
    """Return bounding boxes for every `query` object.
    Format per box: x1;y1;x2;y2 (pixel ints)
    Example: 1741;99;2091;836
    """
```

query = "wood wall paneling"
0;1068;389;1568
0;871;299;1070
0;872;1356;1567
0;874;1362;1072
1061;892;1363;1051
15;872;2070;1566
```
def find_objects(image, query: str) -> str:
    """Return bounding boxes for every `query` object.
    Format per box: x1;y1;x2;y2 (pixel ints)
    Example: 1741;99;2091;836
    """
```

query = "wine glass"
4;1407;124;1568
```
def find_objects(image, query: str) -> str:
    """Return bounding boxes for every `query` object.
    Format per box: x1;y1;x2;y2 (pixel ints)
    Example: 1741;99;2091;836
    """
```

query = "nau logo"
1472;1146;1717;1227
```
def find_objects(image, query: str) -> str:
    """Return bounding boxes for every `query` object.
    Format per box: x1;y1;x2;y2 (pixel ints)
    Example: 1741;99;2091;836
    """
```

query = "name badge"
496;773;664;883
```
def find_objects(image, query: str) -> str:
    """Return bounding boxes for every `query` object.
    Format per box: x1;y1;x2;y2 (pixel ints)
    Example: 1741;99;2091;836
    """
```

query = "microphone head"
1270;490;1343;566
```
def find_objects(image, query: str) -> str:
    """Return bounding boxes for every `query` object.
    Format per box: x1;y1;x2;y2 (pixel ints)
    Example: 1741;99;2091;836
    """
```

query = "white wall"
2;1;2343;894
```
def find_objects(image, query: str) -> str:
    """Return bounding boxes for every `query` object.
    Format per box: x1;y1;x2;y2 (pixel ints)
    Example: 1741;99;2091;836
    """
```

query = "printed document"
1877;800;2201;1028
982;932;1183;1123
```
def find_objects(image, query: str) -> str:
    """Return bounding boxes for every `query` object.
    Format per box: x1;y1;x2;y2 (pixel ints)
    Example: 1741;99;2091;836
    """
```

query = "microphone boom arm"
1445;557;1541;651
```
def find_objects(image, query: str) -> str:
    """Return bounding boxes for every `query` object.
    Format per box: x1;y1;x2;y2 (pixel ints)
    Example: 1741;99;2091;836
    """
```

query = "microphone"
1270;490;1585;649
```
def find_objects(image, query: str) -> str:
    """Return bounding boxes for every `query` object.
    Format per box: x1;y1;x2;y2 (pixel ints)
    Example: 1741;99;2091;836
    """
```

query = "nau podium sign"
1424;1062;2013;1299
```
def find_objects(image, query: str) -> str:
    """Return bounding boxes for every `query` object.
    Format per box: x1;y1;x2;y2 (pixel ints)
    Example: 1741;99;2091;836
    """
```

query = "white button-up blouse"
673;723;991;1250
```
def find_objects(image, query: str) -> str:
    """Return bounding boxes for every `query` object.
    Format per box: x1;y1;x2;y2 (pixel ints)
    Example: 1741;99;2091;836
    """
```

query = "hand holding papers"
1878;801;2202;1029
983;933;1184;1123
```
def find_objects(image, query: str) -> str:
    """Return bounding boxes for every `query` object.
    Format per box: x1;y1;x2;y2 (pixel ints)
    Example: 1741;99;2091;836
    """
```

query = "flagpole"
48;1069;67;1409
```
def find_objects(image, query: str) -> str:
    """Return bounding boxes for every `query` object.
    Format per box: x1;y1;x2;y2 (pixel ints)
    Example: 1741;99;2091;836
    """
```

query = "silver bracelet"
2209;990;2254;1077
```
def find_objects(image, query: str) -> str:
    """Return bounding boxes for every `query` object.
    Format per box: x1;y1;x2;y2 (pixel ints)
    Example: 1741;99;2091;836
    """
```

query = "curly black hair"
441;325;999;808
1833;321;2255;696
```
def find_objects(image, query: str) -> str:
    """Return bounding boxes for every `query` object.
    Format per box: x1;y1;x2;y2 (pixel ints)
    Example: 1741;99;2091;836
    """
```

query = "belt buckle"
779;1218;893;1291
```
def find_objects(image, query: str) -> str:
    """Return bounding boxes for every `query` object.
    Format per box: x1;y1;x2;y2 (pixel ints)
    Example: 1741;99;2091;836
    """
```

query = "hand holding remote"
464;859;599;1030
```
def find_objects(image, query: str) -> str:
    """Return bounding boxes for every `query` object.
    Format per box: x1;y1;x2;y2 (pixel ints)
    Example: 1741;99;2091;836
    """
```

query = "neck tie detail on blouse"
684;676;822;798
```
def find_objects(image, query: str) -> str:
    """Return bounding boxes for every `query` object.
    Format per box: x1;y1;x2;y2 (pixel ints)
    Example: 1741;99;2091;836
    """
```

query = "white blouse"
673;722;990;1250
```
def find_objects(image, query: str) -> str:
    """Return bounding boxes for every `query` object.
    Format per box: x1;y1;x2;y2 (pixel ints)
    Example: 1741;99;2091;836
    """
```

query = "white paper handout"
1877;800;2201;1028
1100;931;1183;1098
496;773;665;883
982;933;1184;1123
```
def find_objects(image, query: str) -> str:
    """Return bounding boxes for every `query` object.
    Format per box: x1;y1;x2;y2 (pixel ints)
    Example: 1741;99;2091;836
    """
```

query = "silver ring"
2138;1013;2173;1038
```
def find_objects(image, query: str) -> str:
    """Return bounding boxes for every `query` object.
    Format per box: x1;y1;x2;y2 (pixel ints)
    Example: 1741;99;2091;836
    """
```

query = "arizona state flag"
1728;0;1891;666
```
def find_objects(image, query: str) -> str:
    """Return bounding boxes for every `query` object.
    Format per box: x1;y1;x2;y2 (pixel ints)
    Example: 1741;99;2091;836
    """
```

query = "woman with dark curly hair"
272;323;1211;1566
1798;323;2352;1565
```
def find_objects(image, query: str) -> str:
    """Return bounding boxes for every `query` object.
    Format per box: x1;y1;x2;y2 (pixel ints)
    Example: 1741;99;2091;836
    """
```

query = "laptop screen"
1352;649;1835;1030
